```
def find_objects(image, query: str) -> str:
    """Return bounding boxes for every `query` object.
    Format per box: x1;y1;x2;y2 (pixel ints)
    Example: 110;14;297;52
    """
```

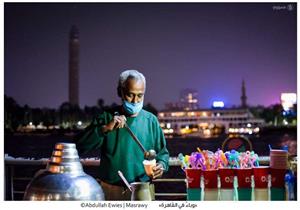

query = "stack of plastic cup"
236;168;253;200
253;166;269;200
219;168;235;200
203;169;219;200
269;149;288;200
269;149;288;169
185;169;202;201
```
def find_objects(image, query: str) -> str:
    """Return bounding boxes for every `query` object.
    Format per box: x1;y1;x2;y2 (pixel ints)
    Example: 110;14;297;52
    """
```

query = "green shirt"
75;107;169;185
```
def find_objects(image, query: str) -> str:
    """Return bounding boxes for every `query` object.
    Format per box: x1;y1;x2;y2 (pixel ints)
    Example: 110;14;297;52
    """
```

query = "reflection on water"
4;127;297;158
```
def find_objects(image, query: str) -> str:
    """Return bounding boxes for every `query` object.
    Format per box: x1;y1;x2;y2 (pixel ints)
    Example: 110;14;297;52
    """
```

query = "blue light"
212;101;225;108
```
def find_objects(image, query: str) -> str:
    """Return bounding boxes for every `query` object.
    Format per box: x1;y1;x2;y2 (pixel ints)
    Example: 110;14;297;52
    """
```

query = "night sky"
4;3;297;110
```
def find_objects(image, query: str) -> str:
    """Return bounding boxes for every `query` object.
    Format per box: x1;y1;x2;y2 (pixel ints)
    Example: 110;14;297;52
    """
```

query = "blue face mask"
123;100;143;115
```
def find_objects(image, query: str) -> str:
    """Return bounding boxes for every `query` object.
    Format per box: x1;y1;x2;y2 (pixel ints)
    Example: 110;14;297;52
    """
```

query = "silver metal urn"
23;143;105;200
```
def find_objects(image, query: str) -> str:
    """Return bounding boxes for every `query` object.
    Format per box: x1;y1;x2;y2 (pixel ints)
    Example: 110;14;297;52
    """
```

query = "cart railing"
4;156;276;200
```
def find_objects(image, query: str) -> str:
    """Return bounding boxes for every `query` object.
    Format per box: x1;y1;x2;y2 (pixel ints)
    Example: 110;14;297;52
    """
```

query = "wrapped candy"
179;148;260;171
225;150;240;168
189;152;205;169
250;151;259;167
239;151;251;169
178;153;189;171
214;148;228;168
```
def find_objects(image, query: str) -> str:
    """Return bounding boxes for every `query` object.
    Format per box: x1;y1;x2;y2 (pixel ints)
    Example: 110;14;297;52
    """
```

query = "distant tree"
260;107;275;124
4;95;20;130
41;108;56;127
59;102;84;128
249;105;265;118
59;101;70;118
32;108;43;125
59;102;72;127
272;104;284;125
272;104;283;116
258;104;284;125
20;104;33;126
97;98;105;110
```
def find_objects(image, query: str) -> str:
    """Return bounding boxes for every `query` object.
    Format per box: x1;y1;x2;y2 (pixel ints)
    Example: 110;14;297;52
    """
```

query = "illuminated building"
179;89;199;110
281;93;296;111
158;108;265;138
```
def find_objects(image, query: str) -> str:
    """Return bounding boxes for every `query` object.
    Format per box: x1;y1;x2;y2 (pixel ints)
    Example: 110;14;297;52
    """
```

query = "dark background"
5;3;297;109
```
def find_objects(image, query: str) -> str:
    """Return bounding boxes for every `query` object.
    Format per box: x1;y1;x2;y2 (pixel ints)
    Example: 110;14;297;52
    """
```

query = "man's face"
122;78;145;103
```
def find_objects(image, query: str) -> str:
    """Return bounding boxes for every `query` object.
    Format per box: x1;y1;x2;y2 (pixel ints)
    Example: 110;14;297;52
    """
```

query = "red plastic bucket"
236;168;253;188
253;166;269;188
203;169;218;189
185;169;202;188
219;168;235;189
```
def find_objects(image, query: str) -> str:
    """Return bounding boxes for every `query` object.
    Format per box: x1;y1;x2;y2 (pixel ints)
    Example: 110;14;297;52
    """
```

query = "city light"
281;93;297;111
166;123;171;129
158;113;164;117
228;126;260;135
171;112;185;117
212;101;225;108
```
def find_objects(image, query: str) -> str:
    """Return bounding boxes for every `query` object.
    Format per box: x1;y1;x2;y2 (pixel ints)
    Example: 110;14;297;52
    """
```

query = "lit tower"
69;25;79;106
241;79;247;108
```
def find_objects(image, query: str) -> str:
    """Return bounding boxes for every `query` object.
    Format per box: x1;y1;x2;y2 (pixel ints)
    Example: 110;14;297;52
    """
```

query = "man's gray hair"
117;70;146;97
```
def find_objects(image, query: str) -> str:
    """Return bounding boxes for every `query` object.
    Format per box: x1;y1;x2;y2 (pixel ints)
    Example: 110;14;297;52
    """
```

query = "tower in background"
69;25;79;106
241;79;247;108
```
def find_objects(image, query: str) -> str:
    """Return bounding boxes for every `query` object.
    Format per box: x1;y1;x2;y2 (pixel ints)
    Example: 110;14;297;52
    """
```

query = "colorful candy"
178;148;260;171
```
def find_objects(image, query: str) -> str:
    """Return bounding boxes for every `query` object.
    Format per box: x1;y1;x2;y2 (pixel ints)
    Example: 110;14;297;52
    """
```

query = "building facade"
158;108;265;138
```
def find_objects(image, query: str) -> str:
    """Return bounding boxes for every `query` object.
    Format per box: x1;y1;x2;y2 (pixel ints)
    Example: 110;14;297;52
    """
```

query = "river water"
4;127;297;159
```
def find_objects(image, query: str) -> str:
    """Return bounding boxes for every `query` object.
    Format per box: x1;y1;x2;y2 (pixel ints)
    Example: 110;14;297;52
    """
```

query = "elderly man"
75;70;169;200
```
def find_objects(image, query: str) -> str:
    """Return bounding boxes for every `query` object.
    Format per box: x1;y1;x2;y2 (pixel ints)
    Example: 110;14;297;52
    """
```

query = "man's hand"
152;163;164;179
102;115;127;133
